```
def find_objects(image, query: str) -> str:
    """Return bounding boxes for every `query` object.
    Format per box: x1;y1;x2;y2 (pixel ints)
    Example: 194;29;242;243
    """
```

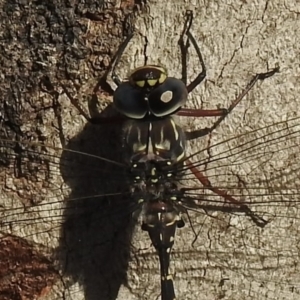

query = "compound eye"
113;82;148;119
148;78;188;117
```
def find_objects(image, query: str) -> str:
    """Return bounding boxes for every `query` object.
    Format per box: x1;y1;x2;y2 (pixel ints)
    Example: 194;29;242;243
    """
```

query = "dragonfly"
1;9;299;300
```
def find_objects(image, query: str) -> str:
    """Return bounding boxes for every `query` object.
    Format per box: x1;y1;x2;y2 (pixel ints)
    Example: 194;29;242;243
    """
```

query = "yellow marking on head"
151;178;158;183
133;65;146;72
129;65;167;80
147;79;158;86
131;65;166;73
160;90;173;103
136;80;145;88
156;66;167;73
159;72;167;83
138;199;144;204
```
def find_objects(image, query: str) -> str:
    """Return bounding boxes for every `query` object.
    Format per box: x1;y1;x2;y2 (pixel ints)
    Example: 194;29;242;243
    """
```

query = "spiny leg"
183;67;279;140
60;84;126;124
61;31;137;124
93;13;136;90
178;10;252;120
185;159;268;227
93;11;137;93
178;10;193;86
110;32;135;86
61;85;91;121
179;10;206;92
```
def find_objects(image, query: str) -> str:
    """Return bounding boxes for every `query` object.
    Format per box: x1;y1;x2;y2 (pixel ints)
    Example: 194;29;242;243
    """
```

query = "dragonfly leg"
183;67;280;140
110;32;135;87
61;15;137;125
61;84;126;124
179;10;206;92
185;159;268;227
61;35;138;124
99;13;136;88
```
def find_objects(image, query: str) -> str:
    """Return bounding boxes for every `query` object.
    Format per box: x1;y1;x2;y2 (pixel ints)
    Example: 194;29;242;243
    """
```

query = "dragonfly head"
113;65;188;119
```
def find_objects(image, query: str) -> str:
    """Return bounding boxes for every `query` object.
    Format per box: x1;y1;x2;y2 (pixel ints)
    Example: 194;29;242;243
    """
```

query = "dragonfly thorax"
123;117;186;165
130;159;180;198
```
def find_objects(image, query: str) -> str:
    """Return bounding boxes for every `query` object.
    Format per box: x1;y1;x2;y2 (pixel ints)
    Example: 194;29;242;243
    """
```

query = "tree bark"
0;0;299;300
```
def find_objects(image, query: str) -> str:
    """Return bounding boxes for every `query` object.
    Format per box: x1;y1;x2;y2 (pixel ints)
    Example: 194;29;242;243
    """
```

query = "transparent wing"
0;123;135;300
1;116;300;300
165;116;300;300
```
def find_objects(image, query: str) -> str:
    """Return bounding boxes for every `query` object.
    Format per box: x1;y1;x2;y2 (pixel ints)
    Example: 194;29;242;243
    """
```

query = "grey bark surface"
0;0;300;300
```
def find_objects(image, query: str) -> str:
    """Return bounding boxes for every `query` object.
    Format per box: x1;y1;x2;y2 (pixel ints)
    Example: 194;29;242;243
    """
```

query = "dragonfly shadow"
58;105;134;300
